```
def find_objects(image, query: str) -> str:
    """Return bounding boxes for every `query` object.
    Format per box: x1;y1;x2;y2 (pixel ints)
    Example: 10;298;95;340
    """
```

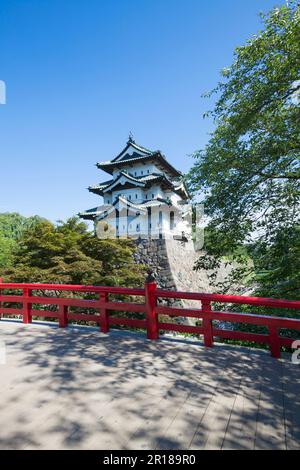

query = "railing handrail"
0;279;299;359
1;282;300;309
155;305;300;328
156;288;300;309
0;282;145;296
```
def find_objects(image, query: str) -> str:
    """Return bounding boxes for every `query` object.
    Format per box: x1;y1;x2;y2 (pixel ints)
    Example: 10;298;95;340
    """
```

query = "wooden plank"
282;359;300;450
222;355;265;450
155;375;222;450
189;356;245;450
254;359;286;450
127;396;186;450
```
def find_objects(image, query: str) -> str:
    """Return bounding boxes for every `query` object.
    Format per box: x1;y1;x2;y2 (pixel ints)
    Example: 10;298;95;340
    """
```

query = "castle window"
152;194;154;199
170;211;175;231
145;194;148;199
158;211;162;227
136;224;140;232
129;194;131;200
135;194;138;199
141;170;143;175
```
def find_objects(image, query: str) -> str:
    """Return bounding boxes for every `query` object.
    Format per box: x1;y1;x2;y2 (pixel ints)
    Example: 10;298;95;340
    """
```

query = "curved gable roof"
102;172;146;193
96;137;182;177
112;138;153;163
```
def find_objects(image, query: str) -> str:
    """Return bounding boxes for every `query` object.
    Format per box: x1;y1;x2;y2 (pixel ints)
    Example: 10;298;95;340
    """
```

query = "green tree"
3;217;145;287
0;212;46;269
0;212;45;240
0;236;15;269
188;1;300;299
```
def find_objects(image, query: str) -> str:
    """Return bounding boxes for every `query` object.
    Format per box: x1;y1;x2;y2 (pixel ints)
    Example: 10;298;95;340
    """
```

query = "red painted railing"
0;278;300;358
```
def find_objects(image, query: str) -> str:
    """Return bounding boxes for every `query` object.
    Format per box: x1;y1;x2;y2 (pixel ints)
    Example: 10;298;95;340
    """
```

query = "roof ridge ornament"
128;131;135;144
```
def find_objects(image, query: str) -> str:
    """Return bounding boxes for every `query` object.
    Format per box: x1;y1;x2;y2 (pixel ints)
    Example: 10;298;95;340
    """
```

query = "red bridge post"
202;300;213;347
99;292;109;333
269;325;281;358
23;287;32;324
59;305;68;328
145;273;158;340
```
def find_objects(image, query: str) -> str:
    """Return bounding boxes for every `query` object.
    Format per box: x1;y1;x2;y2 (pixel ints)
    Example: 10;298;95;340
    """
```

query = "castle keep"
79;136;190;240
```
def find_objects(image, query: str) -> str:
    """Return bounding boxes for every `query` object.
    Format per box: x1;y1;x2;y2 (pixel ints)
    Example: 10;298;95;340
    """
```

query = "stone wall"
133;238;176;290
133;238;235;310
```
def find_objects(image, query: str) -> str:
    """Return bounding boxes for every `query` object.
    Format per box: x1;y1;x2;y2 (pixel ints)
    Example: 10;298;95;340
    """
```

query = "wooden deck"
0;320;299;450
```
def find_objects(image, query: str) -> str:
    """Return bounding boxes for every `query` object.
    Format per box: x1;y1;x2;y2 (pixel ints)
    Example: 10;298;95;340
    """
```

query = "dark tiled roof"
97;153;181;177
78;207;99;220
96;139;181;177
117;151;149;162
88;171;180;196
111;138;153;162
78;195;172;221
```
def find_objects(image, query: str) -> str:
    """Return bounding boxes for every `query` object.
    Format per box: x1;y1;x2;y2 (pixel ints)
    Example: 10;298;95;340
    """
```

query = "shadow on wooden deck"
0;320;299;450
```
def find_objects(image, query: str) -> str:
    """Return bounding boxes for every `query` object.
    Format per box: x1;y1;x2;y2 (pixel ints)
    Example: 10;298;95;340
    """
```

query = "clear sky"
0;0;279;222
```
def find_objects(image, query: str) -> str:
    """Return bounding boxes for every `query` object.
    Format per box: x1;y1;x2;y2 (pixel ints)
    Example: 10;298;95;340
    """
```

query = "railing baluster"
202;300;213;347
59;304;68;328
99;292;109;333
269;325;281;358
145;279;158;340
23;287;32;324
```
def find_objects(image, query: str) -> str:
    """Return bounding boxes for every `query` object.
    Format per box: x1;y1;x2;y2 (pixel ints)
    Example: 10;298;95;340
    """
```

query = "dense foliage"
188;1;300;300
2;215;145;287
0;213;46;269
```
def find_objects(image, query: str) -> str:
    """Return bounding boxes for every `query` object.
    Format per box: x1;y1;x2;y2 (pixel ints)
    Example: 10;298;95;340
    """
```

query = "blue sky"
0;0;279;222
